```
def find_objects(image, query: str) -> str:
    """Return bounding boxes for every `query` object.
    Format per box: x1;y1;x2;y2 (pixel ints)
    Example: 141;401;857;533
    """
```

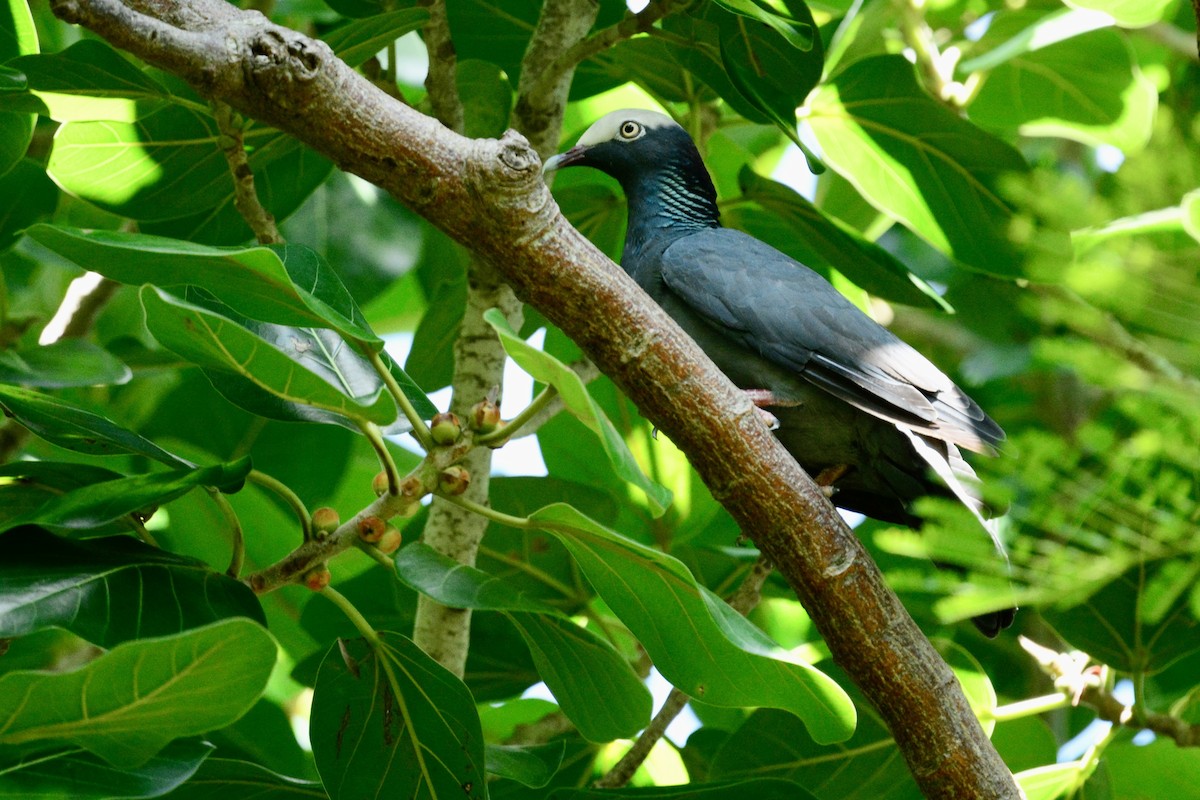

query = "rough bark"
48;1;1021;796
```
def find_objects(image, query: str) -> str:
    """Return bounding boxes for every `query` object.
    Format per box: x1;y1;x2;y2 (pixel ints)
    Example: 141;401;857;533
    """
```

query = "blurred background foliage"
1;0;1198;797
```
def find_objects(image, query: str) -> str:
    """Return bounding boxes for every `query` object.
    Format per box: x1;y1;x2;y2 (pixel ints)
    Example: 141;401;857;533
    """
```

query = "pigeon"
544;108;1014;636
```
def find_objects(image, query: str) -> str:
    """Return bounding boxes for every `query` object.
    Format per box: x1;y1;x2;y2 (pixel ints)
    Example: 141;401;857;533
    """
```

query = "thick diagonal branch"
50;1;1019;796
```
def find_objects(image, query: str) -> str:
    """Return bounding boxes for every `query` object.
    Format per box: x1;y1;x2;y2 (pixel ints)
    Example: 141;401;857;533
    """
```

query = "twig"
1021;636;1200;747
595;554;774;788
207;487;245;576
418;0;463;133
367;348;435;451
247;469;312;541
212;100;281;244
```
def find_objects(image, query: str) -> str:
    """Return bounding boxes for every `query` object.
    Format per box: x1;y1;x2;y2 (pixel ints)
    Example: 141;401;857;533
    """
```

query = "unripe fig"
376;526;402;554
438;465;471;496
303;566;331;591
311;506;340;537
430;412;463;445
470;399;501;433
358;515;387;542
372;470;391;497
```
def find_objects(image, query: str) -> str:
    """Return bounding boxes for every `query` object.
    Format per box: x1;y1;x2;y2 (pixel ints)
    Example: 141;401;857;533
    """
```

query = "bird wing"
659;228;1003;453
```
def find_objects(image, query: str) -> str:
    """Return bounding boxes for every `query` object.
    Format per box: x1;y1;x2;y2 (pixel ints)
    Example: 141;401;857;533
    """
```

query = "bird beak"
542;144;589;175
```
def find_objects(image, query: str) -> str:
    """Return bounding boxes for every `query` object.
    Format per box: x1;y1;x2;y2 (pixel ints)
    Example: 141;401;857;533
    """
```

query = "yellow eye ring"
618;121;643;140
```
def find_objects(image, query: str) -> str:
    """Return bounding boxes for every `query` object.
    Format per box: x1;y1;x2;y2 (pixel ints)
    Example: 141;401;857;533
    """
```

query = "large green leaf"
0;159;57;250
321;8;431;68
0;384;191;468
310;632;487;800
0;619;276;768
140;287;398;427
1105;738;1200;798
730;166;949;310
806;55;1029;277
0;457;250;534
0;739;214;800
0;339;131;387
485;308;672;517
1043;566;1200;675
26;226;381;348
715;1;823;149
710;707;918;799
712;0;814;50
0;527;265;646
968;24;1156;153
0;0;36;178
529;504;856;744
395;542;652;741
12;39;169;122
157;758;324;799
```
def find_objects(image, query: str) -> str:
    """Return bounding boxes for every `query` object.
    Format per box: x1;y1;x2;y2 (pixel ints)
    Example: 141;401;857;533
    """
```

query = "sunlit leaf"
0;619;276;768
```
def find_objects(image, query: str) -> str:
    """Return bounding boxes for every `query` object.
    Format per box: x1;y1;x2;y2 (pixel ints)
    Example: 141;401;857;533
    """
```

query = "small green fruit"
470;399;501;433
372;470;391;497
430;412;463;445
438;465;471;496
376;526;402;554
311;506;340;537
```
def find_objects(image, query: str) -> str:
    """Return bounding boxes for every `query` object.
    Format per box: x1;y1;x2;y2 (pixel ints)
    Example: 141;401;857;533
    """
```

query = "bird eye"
618;121;643;140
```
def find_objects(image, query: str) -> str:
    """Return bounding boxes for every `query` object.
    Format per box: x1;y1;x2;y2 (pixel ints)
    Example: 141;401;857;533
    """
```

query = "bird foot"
813;465;850;498
756;408;780;431
744;389;803;409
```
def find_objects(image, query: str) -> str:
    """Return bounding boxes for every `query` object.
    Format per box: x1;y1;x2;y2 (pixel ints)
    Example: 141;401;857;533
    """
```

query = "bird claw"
814;465;850;498
756;408;780;431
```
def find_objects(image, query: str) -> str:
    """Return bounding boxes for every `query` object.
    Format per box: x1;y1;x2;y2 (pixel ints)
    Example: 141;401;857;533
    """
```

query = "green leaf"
1063;0;1173;28
715;2;823;151
310;632;487;800
806;55;1029;277
957;8;1114;74
731;166;950;310
322;8;431;68
140;287;398;427
395;541;560;613
394;542;653;741
1;457;251;533
936;640;996;736
1014;762;1089;800
0;618;276;768
0;0;36;178
157;758;324;799
484;308;672;517
508;612;651;741
12;40;169;123
0;159;57;250
484;742;565;789
968;26;1156;153
712;0;814;50
548;779;821;800
0;340;130;387
0;527;265;646
1043;566;1200;674
530;504;856;744
0;739;214;800
458;59;513;139
0;384;192;468
1106;738;1200;798
711;707;918;799
26;226;382;348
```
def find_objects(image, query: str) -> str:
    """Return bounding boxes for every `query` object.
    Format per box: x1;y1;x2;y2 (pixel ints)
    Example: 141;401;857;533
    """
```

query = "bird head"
543;108;720;227
543;109;697;182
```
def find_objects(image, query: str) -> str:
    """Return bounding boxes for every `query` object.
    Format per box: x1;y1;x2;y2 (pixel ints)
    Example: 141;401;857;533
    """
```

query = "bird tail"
897;427;1017;637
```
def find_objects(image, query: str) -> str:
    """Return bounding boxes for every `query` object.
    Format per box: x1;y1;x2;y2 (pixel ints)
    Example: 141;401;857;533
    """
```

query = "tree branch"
51;1;1019;795
418;0;464;132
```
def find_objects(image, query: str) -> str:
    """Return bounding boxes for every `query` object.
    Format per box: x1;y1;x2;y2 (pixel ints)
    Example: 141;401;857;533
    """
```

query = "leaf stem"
477;385;558;445
321;585;381;646
208;487;246;576
248;469;312;541
361;421;401;495
986;693;1071;722
367;348;435;451
436;492;535;530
